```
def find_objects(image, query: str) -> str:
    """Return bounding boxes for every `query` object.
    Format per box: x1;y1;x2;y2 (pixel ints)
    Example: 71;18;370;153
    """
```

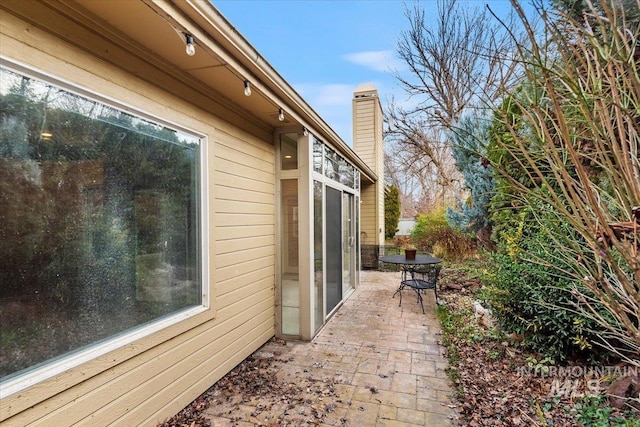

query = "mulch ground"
437;267;639;426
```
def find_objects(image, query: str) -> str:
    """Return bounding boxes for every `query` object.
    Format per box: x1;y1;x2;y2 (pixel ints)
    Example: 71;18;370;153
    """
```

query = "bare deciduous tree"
395;0;519;127
387;0;517;214
384;123;461;217
386;0;522;214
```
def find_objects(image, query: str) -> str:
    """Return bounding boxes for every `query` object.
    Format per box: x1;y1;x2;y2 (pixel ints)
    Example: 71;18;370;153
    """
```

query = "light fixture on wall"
243;80;252;96
302;126;309;136
278;108;285;122
185;34;196;56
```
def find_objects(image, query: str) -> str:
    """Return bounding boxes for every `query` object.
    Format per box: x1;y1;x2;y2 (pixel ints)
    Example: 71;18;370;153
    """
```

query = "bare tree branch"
386;0;524;214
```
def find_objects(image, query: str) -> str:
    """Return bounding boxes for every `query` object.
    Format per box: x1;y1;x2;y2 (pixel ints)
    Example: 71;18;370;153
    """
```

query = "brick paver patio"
204;270;456;426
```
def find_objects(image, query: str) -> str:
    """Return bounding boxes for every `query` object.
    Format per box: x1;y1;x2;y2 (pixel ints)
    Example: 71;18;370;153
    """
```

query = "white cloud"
343;50;404;73
295;83;355;107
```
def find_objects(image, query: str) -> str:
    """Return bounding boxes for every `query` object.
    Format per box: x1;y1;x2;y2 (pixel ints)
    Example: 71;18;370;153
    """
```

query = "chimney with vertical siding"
353;83;384;256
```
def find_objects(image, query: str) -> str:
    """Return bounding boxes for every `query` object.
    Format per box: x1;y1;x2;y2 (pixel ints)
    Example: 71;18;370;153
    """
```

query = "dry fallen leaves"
437;269;637;426
158;339;343;427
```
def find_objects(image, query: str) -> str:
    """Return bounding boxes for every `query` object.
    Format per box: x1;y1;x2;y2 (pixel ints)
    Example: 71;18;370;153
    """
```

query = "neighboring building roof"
396;218;417;236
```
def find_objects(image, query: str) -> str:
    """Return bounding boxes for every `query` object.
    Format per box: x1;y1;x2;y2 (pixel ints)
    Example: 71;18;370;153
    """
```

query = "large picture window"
0;66;203;385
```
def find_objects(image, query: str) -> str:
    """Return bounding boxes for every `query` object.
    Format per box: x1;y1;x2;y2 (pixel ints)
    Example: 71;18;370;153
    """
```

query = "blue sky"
213;0;519;145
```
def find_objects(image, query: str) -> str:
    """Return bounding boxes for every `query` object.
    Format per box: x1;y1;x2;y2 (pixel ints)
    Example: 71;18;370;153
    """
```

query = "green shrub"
480;225;612;362
575;395;640;427
411;207;475;261
484;0;640;361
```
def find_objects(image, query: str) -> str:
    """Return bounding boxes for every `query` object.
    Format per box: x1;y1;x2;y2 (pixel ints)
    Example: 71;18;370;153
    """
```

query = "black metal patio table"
379;254;443;312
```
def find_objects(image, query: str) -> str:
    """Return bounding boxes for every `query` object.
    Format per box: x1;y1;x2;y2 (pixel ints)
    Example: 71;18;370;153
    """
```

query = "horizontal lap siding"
360;185;378;244
215;256;274;284
354;100;378;245
353;103;376;167
98;129;275;426
1;5;276;426
214;127;275;301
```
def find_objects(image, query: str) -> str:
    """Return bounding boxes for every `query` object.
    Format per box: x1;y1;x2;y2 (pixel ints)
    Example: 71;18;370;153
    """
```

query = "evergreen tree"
446;114;495;247
384;185;401;240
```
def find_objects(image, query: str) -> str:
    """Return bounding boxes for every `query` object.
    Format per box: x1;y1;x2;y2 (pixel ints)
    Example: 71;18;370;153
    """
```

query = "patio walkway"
204;270;457;426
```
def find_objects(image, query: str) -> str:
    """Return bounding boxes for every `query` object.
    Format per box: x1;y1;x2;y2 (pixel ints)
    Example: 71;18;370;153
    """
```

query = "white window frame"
0;58;211;399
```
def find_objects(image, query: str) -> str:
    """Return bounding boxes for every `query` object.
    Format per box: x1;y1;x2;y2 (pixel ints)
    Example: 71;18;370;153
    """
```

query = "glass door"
342;193;355;297
313;180;324;333
325;186;342;314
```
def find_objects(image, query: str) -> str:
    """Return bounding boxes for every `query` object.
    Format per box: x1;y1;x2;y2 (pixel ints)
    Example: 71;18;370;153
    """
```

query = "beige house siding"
377;98;385;244
358;184;377;246
1;4;275;426
354;99;376;245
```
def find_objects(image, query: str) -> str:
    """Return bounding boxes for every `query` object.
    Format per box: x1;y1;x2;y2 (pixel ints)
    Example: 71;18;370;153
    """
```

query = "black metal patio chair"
398;264;442;313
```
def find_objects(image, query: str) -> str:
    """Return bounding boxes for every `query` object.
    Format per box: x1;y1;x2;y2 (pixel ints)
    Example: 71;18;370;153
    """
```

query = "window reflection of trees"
319;143;355;189
312;138;323;174
0;67;201;380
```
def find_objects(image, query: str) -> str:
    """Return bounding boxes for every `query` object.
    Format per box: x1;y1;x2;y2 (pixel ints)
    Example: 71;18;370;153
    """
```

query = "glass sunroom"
277;131;364;340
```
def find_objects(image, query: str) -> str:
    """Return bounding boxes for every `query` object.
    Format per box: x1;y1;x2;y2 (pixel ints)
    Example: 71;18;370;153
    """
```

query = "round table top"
379;254;442;265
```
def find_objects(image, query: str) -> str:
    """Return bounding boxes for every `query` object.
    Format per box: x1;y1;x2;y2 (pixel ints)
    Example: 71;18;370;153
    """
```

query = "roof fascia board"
21;0;275;135
158;0;376;183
